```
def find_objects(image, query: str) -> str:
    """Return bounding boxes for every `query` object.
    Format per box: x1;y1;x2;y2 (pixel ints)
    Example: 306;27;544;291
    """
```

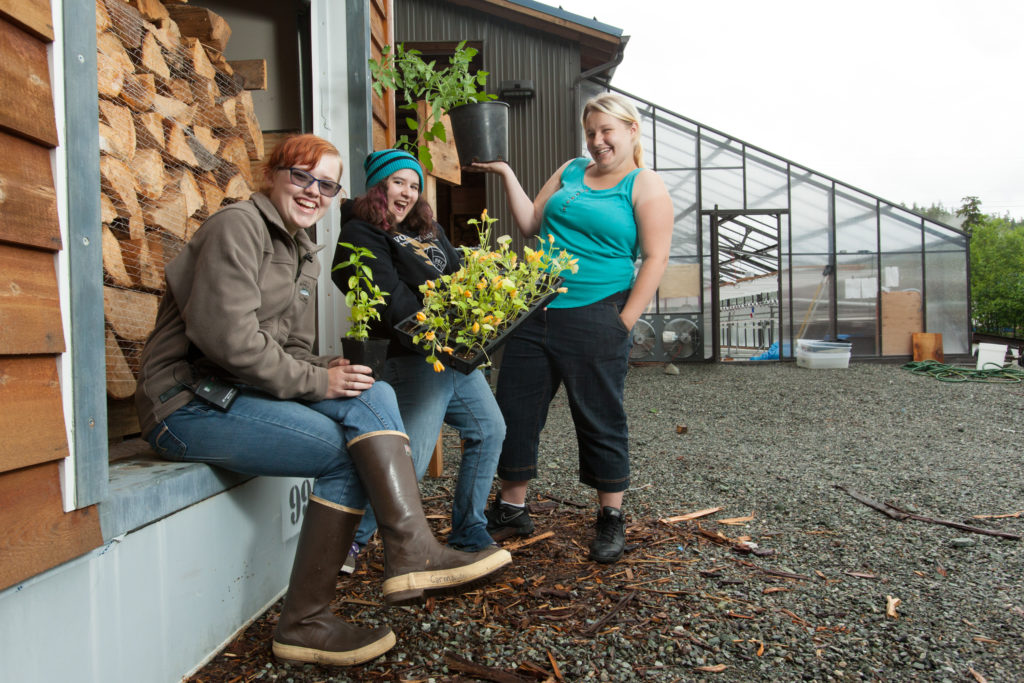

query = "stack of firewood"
97;0;267;404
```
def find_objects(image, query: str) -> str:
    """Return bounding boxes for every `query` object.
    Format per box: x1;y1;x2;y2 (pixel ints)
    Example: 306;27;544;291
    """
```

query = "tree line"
936;197;1024;339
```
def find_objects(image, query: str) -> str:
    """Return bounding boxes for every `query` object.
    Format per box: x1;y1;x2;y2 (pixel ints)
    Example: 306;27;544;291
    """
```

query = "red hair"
351;182;436;238
261;134;342;190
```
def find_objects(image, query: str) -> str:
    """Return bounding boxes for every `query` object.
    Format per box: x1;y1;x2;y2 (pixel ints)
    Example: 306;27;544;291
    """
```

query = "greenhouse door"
706;209;787;362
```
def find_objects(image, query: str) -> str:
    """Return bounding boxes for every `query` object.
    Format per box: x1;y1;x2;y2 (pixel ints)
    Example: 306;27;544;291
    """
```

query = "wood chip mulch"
188;495;793;683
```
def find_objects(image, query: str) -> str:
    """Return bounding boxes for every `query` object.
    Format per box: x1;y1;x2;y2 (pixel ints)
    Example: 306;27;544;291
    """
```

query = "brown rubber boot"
348;431;512;605
272;495;396;666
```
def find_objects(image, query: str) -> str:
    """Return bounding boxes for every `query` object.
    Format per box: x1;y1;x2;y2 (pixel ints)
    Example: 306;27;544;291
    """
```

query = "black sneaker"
588;506;625;563
485;497;535;541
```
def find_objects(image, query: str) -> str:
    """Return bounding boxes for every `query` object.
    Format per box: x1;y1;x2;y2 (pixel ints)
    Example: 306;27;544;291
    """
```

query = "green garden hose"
901;359;1024;383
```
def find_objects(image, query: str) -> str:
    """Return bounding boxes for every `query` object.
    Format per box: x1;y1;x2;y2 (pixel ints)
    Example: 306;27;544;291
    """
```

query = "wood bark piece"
122;233;167;291
95;0;111;33
133;147;165;200
583;590;637;635
166;5;231;52
234;90;264;160
168;166;204;218
138;29;170;81
221;173;251;201
835;486;1022;540
128;0;169;23
102;0;145;49
152;92;195;126
191;125;220;156
133;109;164;148
105;327;137;399
103;285;158;342
186;216;204;241
163;119;198;166
181;35;217;80
227;59;267;90
167;78;195;105
99;155;144;239
443;655;531;683
204;96;236;130
218;135;252;185
200;172;225;215
120;71;156;112
98;101;137;161
151;16;181;51
101;224;133;288
100;192;118;224
190;76;220;120
184;129;221;171
96;30;132;99
143;191;187;241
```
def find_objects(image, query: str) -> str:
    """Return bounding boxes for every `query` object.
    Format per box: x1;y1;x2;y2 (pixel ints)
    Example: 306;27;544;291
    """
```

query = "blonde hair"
581;92;644;168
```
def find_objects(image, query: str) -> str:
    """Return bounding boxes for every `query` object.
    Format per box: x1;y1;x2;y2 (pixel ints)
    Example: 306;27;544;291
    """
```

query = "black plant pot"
448;101;510;165
341;337;390;379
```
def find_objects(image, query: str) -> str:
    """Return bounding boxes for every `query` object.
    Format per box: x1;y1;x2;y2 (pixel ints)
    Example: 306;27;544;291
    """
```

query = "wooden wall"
0;0;103;592
369;0;394;152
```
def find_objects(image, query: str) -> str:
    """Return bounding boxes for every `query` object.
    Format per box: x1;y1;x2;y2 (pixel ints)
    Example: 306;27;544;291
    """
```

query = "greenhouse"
588;84;971;364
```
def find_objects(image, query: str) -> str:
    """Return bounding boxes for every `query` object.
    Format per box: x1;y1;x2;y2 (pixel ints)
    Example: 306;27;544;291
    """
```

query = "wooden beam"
165;5;231;52
0;356;69;473
0;15;59;147
0;244;64;355
226;59;267;90
0;130;60;251
0;462;103;592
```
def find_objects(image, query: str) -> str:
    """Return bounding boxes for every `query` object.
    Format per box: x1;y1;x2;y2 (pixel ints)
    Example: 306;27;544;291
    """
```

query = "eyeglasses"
284;167;344;198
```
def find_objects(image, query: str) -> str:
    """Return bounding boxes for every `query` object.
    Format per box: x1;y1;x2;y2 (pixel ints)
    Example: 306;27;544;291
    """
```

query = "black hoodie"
332;201;462;357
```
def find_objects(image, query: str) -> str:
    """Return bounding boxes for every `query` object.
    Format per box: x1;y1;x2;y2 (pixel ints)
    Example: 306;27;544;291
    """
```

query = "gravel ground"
193;361;1024;683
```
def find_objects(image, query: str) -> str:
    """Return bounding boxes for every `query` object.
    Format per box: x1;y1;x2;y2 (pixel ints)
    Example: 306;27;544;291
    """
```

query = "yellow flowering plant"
400;209;578;372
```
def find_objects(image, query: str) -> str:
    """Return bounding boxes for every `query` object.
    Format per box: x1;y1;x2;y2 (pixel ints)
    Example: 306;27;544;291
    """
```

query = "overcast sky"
553;0;1024;220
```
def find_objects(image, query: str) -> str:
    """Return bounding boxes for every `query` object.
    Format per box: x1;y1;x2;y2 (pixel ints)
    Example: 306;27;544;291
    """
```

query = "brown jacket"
135;193;332;438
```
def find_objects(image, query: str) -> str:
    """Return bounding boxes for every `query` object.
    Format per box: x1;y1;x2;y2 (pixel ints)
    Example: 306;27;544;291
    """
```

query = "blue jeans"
146;382;404;510
495;290;632;492
353;355;505;551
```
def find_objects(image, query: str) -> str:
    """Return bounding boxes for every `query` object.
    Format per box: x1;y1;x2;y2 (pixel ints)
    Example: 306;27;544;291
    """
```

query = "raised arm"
619;169;673;330
467;160;570;238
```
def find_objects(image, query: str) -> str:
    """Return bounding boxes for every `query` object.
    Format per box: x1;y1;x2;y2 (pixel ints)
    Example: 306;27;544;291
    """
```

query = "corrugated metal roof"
500;0;624;37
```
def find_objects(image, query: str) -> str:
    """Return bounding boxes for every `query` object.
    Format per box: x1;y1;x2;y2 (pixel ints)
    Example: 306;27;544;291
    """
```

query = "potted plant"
332;242;389;377
395;210;578;373
369;41;509;172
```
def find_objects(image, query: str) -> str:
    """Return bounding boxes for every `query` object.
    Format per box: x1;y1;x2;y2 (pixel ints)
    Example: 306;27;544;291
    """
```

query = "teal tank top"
541;157;641;308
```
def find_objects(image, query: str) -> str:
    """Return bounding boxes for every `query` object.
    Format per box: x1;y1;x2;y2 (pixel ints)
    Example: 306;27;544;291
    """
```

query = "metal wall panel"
396;0;583;253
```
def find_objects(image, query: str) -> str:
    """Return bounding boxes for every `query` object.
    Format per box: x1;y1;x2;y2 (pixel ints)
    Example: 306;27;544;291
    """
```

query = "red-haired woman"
135;135;509;668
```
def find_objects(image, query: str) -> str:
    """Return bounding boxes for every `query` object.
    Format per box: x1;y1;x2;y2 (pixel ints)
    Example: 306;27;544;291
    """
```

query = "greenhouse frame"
586;83;971;364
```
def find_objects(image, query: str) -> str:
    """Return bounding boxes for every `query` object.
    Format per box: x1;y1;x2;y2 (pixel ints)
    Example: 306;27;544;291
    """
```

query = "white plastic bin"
975;343;1007;370
796;339;852;369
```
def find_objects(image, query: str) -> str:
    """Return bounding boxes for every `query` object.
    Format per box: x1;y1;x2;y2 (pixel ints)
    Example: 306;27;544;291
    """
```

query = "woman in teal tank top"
469;93;673;564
